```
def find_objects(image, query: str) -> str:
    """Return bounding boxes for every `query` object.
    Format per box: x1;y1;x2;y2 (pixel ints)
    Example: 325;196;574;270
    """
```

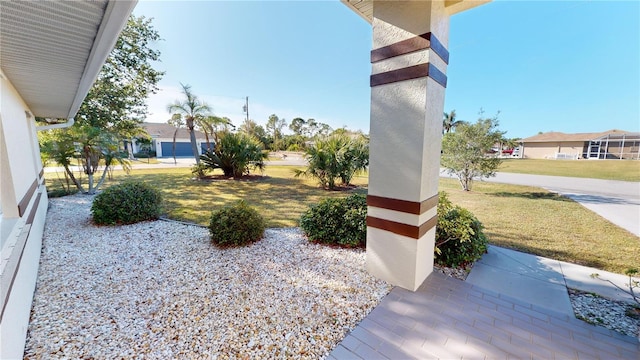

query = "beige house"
0;1;135;358
521;130;640;160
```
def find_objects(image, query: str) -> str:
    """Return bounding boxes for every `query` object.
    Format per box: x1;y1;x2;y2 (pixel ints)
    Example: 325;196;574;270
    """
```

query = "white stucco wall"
0;70;49;360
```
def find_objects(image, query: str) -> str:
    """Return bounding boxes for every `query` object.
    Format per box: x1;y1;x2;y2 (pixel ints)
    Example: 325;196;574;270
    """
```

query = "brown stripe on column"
371;32;449;64
17;178;38;217
26;192;42;225
367;215;438;239
367;194;438;215
39;168;44;179
370;63;447;88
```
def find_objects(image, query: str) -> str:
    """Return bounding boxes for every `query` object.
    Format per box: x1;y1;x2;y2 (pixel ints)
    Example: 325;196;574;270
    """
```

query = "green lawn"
440;179;639;274
499;159;640;181
47;166;367;228
45;166;639;274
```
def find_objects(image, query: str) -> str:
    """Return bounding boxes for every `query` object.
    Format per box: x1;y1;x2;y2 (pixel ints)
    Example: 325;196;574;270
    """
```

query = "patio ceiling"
341;0;491;22
0;0;136;119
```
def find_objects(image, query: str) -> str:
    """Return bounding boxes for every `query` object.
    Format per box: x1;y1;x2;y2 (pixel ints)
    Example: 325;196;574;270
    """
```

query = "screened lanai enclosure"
584;132;640;160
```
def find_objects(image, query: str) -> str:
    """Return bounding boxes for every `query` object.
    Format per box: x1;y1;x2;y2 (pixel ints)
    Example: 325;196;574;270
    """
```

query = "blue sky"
134;0;639;139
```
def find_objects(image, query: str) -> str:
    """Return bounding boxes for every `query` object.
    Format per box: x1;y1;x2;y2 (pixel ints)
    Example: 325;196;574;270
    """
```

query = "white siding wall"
0;70;49;360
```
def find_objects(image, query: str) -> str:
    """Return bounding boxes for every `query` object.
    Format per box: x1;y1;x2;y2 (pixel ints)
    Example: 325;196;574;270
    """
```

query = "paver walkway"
329;272;639;359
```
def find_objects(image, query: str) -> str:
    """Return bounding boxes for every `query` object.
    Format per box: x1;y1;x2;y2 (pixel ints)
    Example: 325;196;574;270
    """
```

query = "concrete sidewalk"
467;246;638;312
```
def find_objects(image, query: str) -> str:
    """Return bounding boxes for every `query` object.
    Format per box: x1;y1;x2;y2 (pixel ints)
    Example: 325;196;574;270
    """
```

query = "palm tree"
199;115;234;151
443;110;464;134
167;113;184;165
167;83;212;164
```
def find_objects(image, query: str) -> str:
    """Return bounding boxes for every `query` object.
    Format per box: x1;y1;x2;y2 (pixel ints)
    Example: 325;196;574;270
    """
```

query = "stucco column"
366;1;450;291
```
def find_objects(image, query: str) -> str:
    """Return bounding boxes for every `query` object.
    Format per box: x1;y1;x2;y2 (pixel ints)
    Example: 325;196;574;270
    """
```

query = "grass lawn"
440;179;639;274
499;159;640;182
45;167;639;274
46;166;367;228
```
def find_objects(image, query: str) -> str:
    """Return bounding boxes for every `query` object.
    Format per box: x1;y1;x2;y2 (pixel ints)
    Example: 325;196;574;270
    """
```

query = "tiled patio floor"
329;272;639;359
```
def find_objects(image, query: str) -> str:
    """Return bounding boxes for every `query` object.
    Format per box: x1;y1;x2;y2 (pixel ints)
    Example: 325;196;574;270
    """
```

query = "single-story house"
2;2;496;357
131;122;214;158
520;129;640;160
0;1;136;358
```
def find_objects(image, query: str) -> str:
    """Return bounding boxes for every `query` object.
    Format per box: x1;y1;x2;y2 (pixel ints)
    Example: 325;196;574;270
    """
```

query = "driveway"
441;170;640;237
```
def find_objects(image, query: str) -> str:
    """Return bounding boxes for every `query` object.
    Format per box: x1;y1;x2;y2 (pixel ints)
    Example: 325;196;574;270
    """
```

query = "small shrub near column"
435;192;488;268
300;194;367;248
91;180;163;225
208;201;265;247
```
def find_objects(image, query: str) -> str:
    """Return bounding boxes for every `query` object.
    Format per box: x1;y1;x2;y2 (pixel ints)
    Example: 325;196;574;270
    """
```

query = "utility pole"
242;96;249;123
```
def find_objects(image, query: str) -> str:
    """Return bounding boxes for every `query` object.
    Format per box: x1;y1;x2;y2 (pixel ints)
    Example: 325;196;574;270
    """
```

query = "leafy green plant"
435;192;488;267
300;194;367;247
200;132;268;178
191;163;210;179
91;180;162;225
209;200;265;247
294;134;368;190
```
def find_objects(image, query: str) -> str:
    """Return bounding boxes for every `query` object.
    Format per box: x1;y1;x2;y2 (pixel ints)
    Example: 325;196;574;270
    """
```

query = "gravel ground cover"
24;195;392;359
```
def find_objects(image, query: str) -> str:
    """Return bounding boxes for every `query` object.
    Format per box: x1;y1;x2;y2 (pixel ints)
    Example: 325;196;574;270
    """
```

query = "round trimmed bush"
91;180;163;225
300;194;367;248
209;201;265;247
435;192;488;267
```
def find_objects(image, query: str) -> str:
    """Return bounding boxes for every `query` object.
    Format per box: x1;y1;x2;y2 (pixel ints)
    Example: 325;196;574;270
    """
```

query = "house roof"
141;123;208;140
521;129;638;143
341;0;490;23
0;1;136;119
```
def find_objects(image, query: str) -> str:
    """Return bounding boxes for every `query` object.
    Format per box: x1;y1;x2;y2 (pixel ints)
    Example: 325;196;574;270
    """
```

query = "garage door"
201;142;215;153
160;142;194;157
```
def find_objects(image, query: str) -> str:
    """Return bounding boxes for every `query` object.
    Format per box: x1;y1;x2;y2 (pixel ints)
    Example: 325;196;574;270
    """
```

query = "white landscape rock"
24;195;392;359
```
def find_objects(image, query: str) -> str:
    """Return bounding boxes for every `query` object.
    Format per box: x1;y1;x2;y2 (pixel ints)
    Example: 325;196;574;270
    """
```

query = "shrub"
435;192;488;267
200;132;268;178
300;194;367;247
209;201;265;247
294;134;368;190
191;163;210;179
133;150;156;158
91;180;162;225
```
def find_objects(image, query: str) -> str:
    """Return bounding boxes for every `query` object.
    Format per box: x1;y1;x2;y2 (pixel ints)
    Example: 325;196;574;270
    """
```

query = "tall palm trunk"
187;118;200;164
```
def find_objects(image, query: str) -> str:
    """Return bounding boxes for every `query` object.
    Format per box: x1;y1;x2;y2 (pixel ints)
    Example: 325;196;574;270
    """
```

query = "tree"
441;116;505;191
289;117;306;136
443;110;465;134
135;135;153;163
39;15;163;194
167;113;185;165
265;114;287;151
288;117;332;140
167;83;212;164
199;132;268;178
239;119;268;148
197;115;234;152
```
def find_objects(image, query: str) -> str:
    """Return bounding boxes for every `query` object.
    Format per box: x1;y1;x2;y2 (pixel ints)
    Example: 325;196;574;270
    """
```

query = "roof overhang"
0;0;137;119
341;0;491;23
